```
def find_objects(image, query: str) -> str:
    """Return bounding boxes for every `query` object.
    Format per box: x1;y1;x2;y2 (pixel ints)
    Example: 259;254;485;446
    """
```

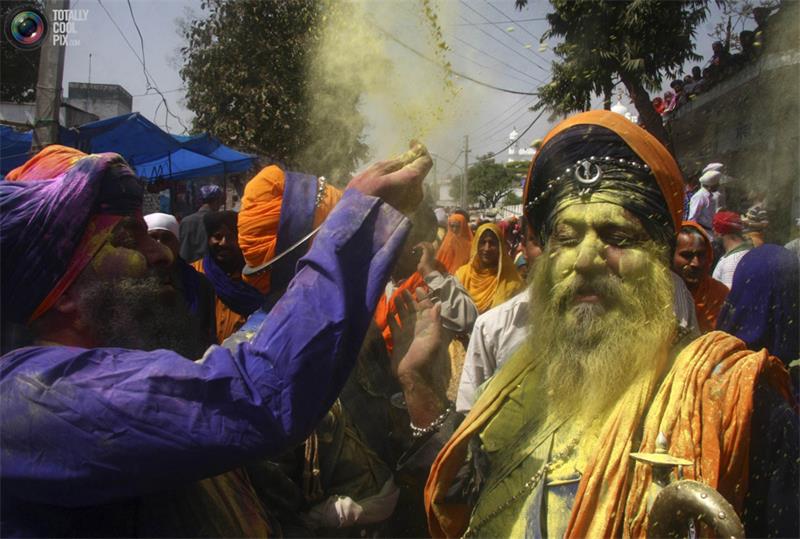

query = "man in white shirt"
712;211;752;288
687;169;721;234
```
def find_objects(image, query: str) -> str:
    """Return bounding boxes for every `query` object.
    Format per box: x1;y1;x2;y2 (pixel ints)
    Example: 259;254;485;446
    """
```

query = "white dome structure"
611;100;629;116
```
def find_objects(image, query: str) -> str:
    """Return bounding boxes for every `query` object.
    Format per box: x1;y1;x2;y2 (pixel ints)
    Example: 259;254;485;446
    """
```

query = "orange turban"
6;145;87;181
238;165;342;293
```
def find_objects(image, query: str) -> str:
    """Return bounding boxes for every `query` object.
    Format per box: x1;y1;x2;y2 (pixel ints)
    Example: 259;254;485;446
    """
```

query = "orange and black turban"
523;110;684;248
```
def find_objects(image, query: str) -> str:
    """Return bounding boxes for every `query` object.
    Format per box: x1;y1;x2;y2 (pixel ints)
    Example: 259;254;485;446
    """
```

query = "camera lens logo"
4;6;48;50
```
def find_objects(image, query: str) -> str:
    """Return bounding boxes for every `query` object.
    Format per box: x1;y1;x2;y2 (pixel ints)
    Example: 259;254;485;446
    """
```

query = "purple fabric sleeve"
0;188;409;507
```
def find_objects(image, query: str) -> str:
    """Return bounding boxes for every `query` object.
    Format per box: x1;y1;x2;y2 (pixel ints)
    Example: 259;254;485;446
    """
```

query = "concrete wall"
667;2;799;242
0;101;98;127
67;82;133;121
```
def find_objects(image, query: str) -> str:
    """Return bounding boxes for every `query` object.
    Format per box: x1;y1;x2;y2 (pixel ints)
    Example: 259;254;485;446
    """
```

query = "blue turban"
1;153;143;325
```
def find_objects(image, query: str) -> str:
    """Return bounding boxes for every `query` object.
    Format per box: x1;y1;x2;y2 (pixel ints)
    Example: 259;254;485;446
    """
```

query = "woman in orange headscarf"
436;214;472;274
454;223;522;313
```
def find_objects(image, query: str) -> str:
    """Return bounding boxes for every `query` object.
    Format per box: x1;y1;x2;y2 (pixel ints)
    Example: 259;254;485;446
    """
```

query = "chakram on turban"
523;110;684;248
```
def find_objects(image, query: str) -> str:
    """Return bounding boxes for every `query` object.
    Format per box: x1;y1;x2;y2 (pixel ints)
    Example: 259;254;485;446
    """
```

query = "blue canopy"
1;113;255;181
173;133;255;174
0;126;34;176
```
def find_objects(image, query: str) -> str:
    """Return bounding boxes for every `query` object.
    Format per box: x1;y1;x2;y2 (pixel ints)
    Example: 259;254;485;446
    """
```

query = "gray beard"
523;247;676;420
78;273;209;359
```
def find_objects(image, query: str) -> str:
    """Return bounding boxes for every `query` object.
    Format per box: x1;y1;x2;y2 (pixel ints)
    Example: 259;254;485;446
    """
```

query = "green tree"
516;0;711;146
0;0;42;103
180;0;368;183
467;155;518;209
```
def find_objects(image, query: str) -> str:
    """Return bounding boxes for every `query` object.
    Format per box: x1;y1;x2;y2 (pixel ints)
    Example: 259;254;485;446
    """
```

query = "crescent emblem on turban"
575;159;602;185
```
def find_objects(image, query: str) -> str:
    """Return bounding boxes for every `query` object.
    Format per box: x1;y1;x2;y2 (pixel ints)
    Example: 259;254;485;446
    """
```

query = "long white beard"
523;245;676;421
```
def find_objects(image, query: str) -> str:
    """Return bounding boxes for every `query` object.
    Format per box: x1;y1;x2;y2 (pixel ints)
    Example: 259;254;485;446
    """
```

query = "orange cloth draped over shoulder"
6;145;86;181
374;259;449;354
436;214;472;273
192;258;246;343
424;331;793;538
683;220;729;332
454;223;521;313
237;165;342;293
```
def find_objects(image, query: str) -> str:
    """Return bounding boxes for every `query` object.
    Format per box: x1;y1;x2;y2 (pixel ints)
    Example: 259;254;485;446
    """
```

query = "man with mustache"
0;143;432;536
392;111;797;538
672;221;729;333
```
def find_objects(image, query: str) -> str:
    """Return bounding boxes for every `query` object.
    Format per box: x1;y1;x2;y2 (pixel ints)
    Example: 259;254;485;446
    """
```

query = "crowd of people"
1;109;798;538
653;6;775;117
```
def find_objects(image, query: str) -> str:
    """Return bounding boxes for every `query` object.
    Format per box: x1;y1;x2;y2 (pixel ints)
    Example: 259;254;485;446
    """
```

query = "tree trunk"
620;73;673;154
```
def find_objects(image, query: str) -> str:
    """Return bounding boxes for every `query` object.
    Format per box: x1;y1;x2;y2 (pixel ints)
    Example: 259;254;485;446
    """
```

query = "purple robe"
0;189;409;536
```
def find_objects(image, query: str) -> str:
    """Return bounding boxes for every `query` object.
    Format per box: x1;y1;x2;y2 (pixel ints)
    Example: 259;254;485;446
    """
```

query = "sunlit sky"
61;0;744;182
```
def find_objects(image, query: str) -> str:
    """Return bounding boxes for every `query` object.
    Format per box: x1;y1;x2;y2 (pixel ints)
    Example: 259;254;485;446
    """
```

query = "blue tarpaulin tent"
173;134;255;174
0;113;255;180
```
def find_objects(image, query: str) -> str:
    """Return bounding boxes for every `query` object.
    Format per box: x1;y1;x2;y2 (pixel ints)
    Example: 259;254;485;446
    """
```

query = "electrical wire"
453;16;546;26
483;1;552;63
448;33;544;85
95;0;189;134
431;150;464;177
459;1;548;73
467;92;531;136
374;23;538;96
125;0;189;134
484;107;546;159
132;87;186;97
470;101;537;146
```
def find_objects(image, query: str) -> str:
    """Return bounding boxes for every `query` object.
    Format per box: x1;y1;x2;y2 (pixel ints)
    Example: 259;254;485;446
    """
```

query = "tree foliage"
517;0;711;146
451;155;518;209
180;0;368;183
0;0;42;103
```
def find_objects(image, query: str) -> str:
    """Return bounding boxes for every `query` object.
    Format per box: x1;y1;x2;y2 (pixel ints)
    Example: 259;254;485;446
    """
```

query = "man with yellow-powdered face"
390;111;798;538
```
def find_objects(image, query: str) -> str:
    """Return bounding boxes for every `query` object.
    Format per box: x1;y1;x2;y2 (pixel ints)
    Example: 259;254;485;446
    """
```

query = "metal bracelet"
410;403;453;438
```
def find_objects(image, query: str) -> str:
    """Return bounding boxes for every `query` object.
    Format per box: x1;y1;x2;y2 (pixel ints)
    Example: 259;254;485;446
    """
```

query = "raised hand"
388;289;450;427
347;141;432;215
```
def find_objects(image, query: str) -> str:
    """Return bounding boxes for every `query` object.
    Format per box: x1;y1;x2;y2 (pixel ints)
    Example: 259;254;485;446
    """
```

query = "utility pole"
461;135;470;209
32;0;69;150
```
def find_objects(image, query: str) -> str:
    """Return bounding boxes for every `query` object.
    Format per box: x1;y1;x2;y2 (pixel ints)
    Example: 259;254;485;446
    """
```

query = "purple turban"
1;153;143;325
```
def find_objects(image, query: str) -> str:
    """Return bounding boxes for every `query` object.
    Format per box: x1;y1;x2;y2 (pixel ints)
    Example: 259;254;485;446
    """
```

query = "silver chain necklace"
462;435;580;538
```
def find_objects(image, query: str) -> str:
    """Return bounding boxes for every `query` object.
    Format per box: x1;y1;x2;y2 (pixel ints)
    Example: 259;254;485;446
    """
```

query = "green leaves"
531;0;711;142
179;0;369;180
464;156;518;209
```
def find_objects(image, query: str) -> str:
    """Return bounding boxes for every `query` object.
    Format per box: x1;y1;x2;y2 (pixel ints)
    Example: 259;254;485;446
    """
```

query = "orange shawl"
425;331;792;537
454;223;522;313
683;221;729;333
436;214;472;273
238;165;341;293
